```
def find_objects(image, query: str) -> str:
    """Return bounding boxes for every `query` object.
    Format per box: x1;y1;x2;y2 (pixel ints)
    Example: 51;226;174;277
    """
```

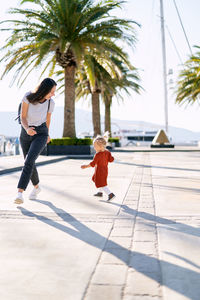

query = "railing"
0;139;21;156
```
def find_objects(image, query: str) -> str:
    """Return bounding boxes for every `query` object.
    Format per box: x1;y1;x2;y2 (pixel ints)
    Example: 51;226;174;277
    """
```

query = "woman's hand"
47;136;51;144
26;127;36;136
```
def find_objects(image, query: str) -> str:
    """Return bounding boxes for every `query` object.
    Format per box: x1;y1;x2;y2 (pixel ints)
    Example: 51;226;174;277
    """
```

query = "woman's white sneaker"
29;186;41;200
14;193;24;204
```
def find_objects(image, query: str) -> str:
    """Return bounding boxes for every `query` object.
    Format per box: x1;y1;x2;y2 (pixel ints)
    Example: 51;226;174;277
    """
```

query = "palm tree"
75;48;131;136
176;46;200;106
0;0;139;137
74;59;105;136
102;64;142;135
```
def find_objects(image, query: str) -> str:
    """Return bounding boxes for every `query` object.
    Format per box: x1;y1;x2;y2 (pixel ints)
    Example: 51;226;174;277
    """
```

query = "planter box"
41;144;94;155
150;144;174;148
114;141;120;147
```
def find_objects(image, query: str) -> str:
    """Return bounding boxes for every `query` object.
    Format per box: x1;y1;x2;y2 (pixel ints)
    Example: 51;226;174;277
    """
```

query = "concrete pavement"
0;151;200;300
0;154;93;175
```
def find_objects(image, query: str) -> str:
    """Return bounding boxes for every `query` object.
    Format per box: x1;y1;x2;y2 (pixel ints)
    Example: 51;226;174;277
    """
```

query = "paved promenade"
0;151;200;300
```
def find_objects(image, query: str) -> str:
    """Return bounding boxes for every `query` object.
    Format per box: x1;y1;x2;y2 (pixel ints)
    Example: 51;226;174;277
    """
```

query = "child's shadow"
17;200;200;300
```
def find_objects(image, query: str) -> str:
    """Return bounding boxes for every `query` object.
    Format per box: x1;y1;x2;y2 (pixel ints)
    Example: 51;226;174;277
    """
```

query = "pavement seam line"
83;157;141;300
149;152;163;299
123;153;163;298
120;164;143;299
122;153;145;299
82;222;115;300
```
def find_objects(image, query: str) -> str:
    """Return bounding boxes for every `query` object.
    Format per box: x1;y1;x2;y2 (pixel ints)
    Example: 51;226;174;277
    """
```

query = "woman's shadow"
18;200;200;300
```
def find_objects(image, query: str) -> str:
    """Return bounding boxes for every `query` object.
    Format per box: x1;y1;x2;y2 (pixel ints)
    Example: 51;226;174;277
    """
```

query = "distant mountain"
1;107;200;144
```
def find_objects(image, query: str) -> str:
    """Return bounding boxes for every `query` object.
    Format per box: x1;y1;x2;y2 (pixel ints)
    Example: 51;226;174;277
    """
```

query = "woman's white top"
22;92;55;126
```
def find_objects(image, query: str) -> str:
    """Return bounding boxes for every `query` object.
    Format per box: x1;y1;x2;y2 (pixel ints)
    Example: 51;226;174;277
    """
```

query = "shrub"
108;138;120;143
49;137;92;146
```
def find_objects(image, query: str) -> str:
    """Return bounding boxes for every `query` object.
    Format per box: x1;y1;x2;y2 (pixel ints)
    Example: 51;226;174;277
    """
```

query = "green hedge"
108;138;120;143
49;137;92;146
49;137;119;146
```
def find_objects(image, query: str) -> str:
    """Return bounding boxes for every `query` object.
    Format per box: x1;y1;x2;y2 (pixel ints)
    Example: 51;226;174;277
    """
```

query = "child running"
81;133;115;201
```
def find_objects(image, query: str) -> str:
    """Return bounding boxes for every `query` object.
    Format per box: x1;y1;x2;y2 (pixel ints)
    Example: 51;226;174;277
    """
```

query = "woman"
14;78;57;204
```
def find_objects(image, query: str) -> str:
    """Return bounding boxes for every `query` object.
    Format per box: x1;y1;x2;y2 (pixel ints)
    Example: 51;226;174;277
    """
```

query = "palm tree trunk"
91;92;101;137
104;95;112;136
63;66;76;137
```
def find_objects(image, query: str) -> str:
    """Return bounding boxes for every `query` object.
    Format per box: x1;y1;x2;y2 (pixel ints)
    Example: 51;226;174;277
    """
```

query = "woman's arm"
21;101;36;136
46;112;52;143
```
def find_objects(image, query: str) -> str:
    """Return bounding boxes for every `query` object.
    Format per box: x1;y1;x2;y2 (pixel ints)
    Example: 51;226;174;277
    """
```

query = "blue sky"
0;0;200;132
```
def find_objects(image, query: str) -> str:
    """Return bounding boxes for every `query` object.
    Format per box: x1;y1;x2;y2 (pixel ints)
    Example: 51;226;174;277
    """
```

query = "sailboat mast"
160;0;168;133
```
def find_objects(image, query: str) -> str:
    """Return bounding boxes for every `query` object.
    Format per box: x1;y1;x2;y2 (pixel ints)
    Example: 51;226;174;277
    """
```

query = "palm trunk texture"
92;92;101;137
104;96;112;136
63;66;76;137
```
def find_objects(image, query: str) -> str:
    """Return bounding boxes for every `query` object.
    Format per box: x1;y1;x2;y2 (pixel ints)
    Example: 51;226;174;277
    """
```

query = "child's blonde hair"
93;131;109;146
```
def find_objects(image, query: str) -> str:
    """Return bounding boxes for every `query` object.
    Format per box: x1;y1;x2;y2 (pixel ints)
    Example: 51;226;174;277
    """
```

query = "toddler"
81;133;115;201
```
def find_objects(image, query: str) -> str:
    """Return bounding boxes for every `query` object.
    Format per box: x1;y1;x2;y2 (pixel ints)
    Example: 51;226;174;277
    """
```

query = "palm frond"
176;48;200;105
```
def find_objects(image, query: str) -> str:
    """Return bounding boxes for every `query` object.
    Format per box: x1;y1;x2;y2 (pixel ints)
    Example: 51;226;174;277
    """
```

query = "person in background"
81;132;115;201
14;78;57;204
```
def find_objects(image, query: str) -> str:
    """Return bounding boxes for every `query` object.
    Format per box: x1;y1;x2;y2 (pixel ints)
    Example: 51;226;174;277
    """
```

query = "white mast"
160;0;168;133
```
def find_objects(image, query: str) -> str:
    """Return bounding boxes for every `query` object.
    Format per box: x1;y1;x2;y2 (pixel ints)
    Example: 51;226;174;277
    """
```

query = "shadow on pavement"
149;183;200;194
164;252;200;270
115;160;200;173
106;202;200;239
18;200;200;300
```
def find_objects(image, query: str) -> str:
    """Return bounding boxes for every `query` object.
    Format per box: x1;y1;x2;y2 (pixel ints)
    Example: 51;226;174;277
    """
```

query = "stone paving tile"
123;296;161;300
114;219;135;227
134;221;156;232
140;192;153;197
123;200;138;205
105;237;132;249
134;230;157;242
122;204;138;211
91;264;127;285
132;241;157;257
125;193;140;198
124;270;161;297
100;249;130;265
85;284;122;300
110;227;133;237
129;252;161;274
138;202;154;208
137;213;156;221
138;208;155;215
127;193;139;198
119;211;137;218
136;217;156;224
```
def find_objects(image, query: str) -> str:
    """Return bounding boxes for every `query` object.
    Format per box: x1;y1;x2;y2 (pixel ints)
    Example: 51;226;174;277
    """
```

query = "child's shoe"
94;192;103;197
14;193;24;204
107;193;116;202
29;186;41;200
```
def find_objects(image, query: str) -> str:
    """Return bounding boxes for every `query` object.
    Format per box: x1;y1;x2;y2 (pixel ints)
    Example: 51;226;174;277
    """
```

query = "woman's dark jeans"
17;123;48;190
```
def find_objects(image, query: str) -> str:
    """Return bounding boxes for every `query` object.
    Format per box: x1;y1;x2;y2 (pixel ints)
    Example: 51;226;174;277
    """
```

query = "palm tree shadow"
114;160;200;173
17;200;200;300
102;201;200;239
164;252;200;270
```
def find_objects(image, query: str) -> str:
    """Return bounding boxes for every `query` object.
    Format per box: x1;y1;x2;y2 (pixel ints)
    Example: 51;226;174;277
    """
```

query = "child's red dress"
90;150;114;188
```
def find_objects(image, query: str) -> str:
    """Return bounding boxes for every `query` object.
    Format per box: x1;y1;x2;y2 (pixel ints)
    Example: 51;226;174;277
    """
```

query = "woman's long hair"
27;78;57;104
